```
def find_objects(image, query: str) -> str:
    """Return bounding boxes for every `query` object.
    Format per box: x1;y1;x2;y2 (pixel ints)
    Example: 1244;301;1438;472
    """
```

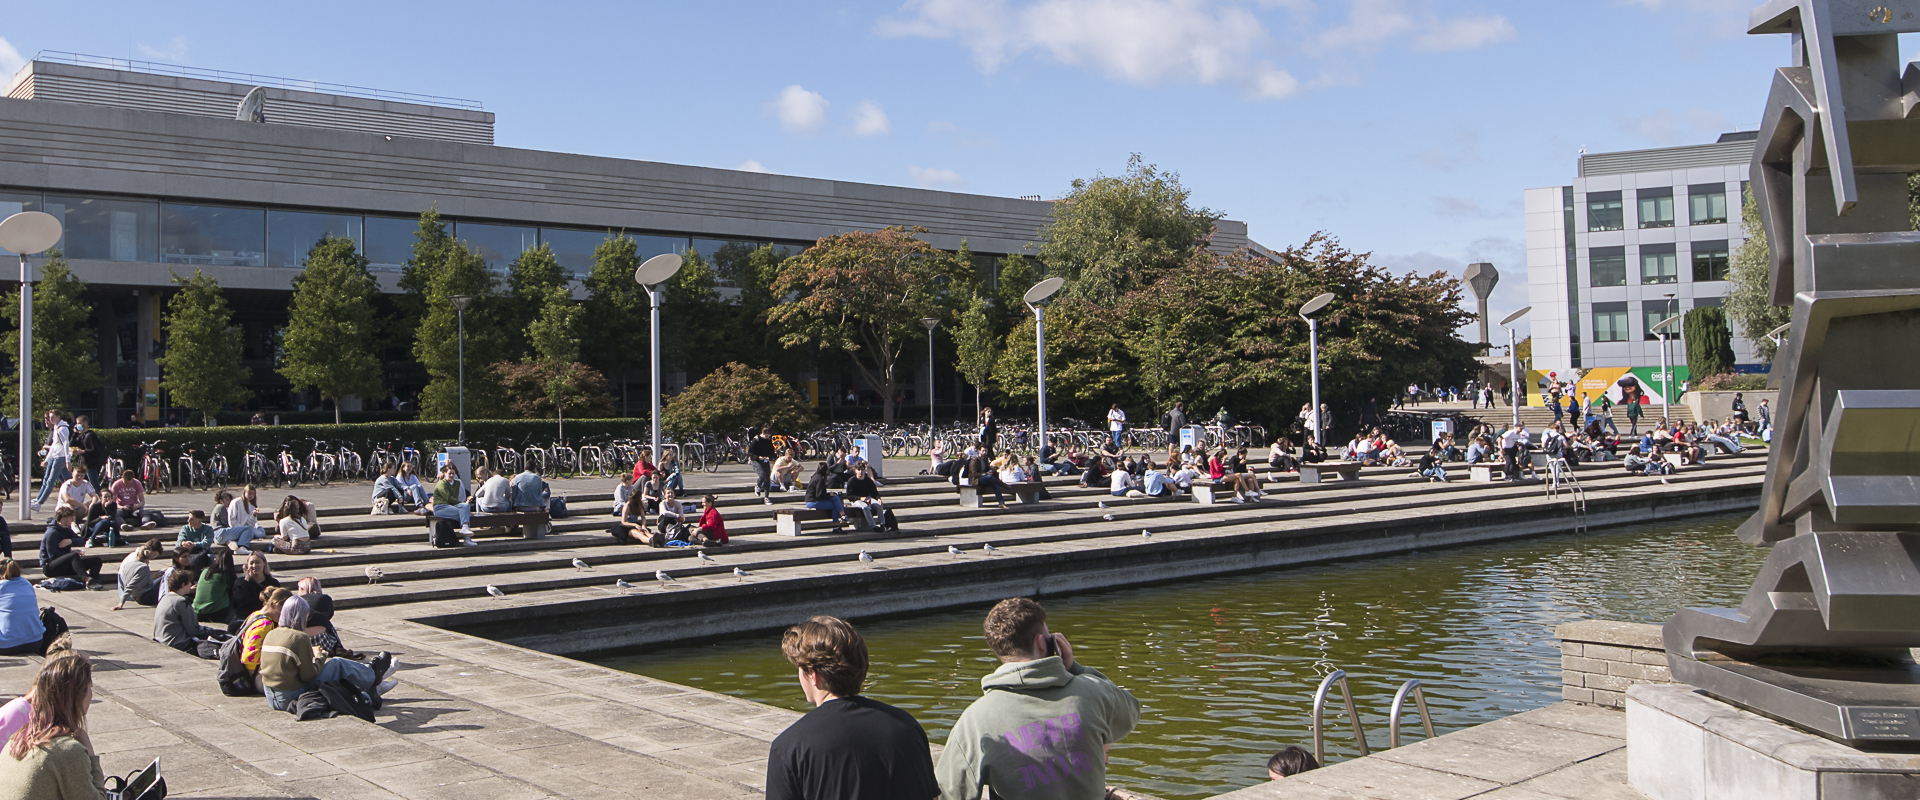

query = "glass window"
1640;245;1678;284
634;234;690;262
539;228;619;276
1689;184;1728;224
1691;240;1730;282
161;204;265;267
1593;307;1629;342
1643;299;1681;341
454;222;536;271
0;189;44;256
1589;246;1626;287
267;210;362;268
1637;189;1674;228
363;216;418;271
41;194;160;262
693;238;770;287
1586;191;1623;232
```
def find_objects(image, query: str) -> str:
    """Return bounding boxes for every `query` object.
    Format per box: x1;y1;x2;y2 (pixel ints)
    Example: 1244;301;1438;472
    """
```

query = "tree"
526;286;590;436
579;235;649;415
1725;184;1791;363
1038;154;1222;305
952;294;999;419
494;362;616;420
279;236;384;424
0;251;96;416
157;270;249;422
415;243;509;420
994;253;1036;320
393;206;453;351
663;247;729;382
505;244;568;358
660;362;815;435
1684;306;1736;379
766;227;970;424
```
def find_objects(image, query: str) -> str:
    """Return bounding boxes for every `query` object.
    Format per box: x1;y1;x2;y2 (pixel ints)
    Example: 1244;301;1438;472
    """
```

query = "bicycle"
135;440;172;494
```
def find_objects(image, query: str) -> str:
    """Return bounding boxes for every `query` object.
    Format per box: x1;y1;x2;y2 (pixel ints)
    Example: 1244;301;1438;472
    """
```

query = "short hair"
1267;745;1319;777
167;568;195;593
189;509;206;521
53;507;74;522
984;597;1048;660
780;616;867;698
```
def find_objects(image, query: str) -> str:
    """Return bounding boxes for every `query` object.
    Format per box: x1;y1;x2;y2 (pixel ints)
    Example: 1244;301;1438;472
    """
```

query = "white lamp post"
1023;277;1065;457
1654;312;1684;411
0;212;64;519
1299;293;1335;447
634;254;685;462
921;318;939;432
1500;306;1532;431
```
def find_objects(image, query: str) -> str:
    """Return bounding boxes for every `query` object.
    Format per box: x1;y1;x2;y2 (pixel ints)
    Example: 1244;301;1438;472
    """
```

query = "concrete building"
1522;132;1760;403
0;53;1259;424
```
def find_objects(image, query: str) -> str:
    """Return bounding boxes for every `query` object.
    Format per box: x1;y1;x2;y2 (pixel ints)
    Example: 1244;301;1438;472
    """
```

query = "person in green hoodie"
936;598;1141;800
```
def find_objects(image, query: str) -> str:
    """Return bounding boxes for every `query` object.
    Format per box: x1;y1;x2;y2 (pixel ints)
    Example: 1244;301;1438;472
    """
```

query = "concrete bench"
427;509;551;543
1468;464;1505;482
1663;453;1685;469
1191;483;1234;504
1299;462;1363;484
775;507;869;536
957;481;1047;507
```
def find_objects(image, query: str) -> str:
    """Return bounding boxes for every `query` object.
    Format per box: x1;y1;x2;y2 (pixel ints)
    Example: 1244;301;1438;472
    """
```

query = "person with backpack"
0;562;59;657
257;595;396;714
71;416;106;492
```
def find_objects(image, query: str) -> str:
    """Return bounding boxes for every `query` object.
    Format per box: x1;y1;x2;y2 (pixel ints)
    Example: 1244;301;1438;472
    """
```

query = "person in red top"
631;447;657;485
108;469;164;531
698;494;728;545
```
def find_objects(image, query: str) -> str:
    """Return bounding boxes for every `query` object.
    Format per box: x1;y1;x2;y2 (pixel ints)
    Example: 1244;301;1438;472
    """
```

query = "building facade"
1523;132;1760;404
0;55;1258;424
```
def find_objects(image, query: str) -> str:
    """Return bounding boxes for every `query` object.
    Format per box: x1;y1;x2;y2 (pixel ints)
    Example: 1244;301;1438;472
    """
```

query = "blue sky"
0;1;1881;337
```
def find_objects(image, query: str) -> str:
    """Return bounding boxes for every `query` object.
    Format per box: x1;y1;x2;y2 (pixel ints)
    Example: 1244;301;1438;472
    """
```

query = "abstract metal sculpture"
1464;262;1499;345
235;87;266;123
1663;0;1920;746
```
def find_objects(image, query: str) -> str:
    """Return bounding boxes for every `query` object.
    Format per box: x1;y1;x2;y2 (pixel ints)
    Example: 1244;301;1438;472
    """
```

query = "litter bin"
1179;425;1206;450
1430;419;1454;443
438;446;472;499
855;434;884;480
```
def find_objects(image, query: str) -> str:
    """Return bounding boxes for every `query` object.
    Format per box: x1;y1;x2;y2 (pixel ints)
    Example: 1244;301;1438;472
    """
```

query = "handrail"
1311;669;1369;764
1388;679;1436;749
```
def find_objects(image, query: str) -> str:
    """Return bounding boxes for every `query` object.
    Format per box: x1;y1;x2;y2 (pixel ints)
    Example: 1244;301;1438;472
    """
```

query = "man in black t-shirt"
748;426;776;504
766;616;938;800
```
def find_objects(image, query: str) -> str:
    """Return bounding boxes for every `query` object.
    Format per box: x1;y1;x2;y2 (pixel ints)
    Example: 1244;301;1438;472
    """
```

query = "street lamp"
1299;292;1335;447
0;212;64;519
450;295;474;444
1499;306;1532;431
1656;292;1679;409
634;253;685;462
1024;277;1066;458
921;317;939;432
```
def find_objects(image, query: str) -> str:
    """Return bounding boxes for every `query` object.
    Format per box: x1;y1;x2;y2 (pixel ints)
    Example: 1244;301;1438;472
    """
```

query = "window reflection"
162;204;265;267
633;234;691;263
363;216;418;271
454;222;535;271
0;190;44;256
539;228;617;276
268;210;363;268
42;195;160;262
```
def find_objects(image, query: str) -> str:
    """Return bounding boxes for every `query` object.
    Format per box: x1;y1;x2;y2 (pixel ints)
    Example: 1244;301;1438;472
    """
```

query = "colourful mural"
1531;365;1690;406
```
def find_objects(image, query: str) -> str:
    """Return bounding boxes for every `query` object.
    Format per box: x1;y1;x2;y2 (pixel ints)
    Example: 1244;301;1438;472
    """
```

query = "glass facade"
0;190;43;255
454;222;535;270
1590;246;1627;287
362;216;419;270
268;210;363;268
1593;304;1629;342
1691;241;1730;282
1587;192;1623;231
1640;245;1678;284
540;228;620;276
1643;299;1680;341
1637;188;1674;228
162;204;266;267
43;194;159;262
1689;184;1728;224
1563;186;1581;367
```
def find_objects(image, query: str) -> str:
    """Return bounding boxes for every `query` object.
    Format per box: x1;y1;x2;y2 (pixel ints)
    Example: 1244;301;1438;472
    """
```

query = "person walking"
1165;401;1187;438
978;407;999;456
28;410;72;513
72;416;107;492
749;426;776;506
1106;404;1127;450
766;616;939;800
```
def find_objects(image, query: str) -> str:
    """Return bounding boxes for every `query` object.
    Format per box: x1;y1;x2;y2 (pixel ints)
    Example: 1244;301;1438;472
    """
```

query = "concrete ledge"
1557;619;1674;708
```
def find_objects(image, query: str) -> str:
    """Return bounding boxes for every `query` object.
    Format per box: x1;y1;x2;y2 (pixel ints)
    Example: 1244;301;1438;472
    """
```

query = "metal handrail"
1388;679;1437;748
1311;669;1369;764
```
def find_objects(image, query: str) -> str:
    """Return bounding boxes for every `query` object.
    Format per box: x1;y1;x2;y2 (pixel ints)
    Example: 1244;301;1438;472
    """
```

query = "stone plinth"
1627;684;1920;800
1557;619;1675;708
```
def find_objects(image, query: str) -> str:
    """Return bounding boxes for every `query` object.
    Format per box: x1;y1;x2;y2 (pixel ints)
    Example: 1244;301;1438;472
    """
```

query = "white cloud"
852;101;892;136
767;85;830;133
909;166;967;189
1412;15;1515;52
736;160;770;173
1617;108;1733;146
135;36;190;63
0;37;24;82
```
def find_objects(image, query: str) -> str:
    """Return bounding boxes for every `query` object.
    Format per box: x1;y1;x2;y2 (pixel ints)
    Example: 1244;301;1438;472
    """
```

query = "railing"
1388;680;1436;749
26;50;485;110
1311;669;1369;764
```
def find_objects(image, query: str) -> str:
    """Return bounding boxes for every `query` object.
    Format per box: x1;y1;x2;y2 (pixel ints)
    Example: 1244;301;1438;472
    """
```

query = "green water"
599;512;1767;799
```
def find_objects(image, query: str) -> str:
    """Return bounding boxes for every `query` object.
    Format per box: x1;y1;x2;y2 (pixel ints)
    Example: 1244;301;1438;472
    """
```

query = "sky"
0;0;1884;339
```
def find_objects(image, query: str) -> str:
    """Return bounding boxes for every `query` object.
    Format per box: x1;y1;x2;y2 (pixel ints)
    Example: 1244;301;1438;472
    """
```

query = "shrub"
1683;307;1737;379
1695;372;1768;392
661;362;815;435
94;418;655;466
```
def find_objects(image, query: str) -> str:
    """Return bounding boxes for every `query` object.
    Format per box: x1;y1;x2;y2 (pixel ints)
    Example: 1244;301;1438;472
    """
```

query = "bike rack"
1388;679;1437;749
1311;669;1369;764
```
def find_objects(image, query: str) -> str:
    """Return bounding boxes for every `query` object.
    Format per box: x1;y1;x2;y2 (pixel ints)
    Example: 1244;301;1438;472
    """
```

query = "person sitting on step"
511;467;549;512
108;468;165;532
371;464;413;514
428;465;476;547
611;491;651;545
257;595;397;713
39;508;102;588
697;495;729;545
472;466;512;514
806;460;854;528
958;450;1009;510
843;461;898;532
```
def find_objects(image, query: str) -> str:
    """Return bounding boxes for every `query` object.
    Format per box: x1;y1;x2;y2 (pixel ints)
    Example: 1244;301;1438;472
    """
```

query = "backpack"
214;633;257;697
39;607;67;642
429;517;461;548
316;679;380;722
548;496;569;519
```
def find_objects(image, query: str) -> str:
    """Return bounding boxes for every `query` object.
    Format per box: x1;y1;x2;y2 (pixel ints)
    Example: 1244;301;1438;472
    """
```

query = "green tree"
1684;306;1736;379
767;227;970;424
415;243;508;420
528;286;585;436
1724;184;1791;363
393;206;453;350
505;243;568;357
0;251;96;416
663;247;729;382
660;362;815;435
279;236;383;424
579;235;649;416
1038;154;1222;305
157;270;249;422
994;253;1036;321
952;293;1000;419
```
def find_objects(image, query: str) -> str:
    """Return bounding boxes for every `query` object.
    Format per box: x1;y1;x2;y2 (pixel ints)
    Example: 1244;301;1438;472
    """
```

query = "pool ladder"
1311;671;1438;764
1545;456;1588;533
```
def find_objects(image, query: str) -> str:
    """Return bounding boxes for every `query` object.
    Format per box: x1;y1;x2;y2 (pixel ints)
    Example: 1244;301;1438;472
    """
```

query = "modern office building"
1522;132;1760;404
0;53;1260;424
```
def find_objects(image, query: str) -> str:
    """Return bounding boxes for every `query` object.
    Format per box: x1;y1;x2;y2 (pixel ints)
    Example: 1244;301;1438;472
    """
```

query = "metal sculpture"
235;87;266;123
1464;262;1498;345
1663;0;1920;747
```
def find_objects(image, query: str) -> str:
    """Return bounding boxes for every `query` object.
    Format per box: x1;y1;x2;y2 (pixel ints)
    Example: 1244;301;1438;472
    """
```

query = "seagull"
486;585;505;599
1098;501;1109;510
655;570;676;587
1142;530;1153;539
983;543;999;556
364;565;383;586
948;545;963;558
1102;514;1115;522
733;567;749;582
572;558;591;572
698;550;716;565
616;579;634;593
859;550;874;568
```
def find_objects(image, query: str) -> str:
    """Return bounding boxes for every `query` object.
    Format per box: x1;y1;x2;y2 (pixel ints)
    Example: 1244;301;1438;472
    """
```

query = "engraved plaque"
1842;708;1920;740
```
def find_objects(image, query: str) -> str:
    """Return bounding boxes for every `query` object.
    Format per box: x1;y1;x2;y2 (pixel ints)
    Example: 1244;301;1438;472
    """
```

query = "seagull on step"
948;545;963;558
1102;514;1115;522
656;570;676;587
859;550;874;568
734;567;749;582
1098;501;1109;510
616;579;634;593
983;543;999;556
364;565;383;586
1141;530;1153;539
572;558;591;572
698;551;716;565
486;585;505;599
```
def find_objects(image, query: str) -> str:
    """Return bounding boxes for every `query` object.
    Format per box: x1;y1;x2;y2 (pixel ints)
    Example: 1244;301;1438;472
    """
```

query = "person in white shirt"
1107;404;1127;449
472;466;512;513
1169;462;1202;491
55;462;93;517
1109;467;1136;497
223;485;265;548
270;494;313;554
611;474;634;517
30;410;73;511
1500;425;1530;481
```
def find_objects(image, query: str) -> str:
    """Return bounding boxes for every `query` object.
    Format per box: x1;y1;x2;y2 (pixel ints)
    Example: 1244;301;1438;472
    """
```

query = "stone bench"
428;509;551;542
1299;462;1363;484
957;481;1046;507
1191;483;1234;504
1468;464;1506;482
775;507;868;536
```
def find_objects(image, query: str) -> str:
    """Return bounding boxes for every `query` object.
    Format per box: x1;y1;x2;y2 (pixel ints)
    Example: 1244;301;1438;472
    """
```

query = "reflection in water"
599;512;1765;799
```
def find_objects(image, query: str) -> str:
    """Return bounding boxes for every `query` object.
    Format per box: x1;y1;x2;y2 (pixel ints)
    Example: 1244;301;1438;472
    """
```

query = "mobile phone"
1045;633;1058;658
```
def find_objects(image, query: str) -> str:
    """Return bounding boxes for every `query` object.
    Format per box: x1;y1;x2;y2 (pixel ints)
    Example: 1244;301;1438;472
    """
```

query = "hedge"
211;410;417;426
91;418;656;465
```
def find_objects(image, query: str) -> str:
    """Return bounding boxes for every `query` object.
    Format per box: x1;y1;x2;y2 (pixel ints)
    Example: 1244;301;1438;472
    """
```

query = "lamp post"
0;212;64;520
450;295;474;444
1299;292;1335;447
633;254;685;462
1499;306;1532;431
921;318;939;432
1658;292;1679;409
1023;277;1066;458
